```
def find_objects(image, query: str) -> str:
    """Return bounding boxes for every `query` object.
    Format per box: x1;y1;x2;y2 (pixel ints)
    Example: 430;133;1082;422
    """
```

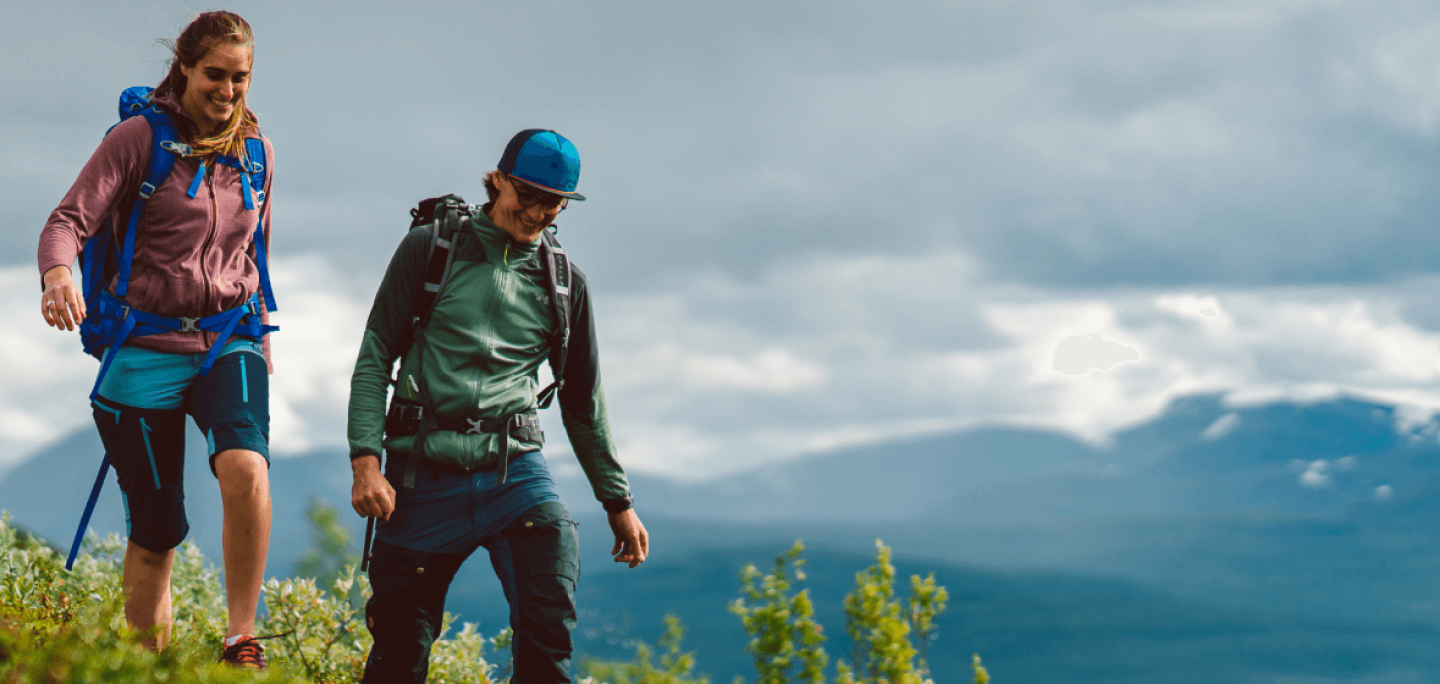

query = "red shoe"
218;632;287;670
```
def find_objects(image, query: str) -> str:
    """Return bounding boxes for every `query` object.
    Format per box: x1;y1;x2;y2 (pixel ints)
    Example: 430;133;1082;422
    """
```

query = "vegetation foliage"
0;509;986;683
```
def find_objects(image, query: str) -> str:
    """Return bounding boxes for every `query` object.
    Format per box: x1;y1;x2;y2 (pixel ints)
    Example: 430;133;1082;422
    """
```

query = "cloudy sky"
5;0;1440;480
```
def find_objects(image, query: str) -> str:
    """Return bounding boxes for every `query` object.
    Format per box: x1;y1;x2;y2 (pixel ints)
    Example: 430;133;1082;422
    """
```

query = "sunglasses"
511;180;569;213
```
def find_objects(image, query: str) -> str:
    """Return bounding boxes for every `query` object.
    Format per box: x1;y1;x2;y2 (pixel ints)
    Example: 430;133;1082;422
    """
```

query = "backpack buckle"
160;140;193;156
179;317;199;332
138;182;157;199
465;418;486;435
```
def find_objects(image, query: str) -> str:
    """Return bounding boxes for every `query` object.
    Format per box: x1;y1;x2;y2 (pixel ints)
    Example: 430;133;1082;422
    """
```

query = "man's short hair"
484;173;499;203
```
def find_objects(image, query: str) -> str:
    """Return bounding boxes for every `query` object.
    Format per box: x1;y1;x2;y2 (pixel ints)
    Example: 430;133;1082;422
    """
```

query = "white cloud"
1202;413;1241;441
1300;460;1333;488
1375;484;1395;501
1052;334;1141;375
263;255;371;455
612;343;824;395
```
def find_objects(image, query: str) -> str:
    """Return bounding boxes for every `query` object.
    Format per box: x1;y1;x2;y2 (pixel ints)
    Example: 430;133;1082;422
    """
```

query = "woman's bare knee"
215;450;267;488
125;542;175;574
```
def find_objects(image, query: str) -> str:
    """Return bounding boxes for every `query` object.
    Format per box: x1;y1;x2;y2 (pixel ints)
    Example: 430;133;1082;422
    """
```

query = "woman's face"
179;42;252;136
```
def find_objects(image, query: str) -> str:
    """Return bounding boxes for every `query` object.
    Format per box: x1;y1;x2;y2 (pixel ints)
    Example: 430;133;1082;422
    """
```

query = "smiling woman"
34;8;280;671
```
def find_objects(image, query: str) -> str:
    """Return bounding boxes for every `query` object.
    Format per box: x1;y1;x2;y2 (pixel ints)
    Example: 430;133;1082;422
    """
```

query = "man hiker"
347;128;647;683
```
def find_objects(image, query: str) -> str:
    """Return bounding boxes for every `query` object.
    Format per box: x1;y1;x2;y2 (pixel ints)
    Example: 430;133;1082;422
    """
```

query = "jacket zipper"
199;158;219;343
467;242;510;463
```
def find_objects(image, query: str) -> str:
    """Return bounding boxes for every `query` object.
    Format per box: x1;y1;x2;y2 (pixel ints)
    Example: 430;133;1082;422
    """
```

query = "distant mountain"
618;394;1440;526
617;426;1105;522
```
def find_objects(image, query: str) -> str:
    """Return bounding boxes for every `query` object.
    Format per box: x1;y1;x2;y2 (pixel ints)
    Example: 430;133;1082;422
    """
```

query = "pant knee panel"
93;400;189;551
190;351;270;467
506;503;580;681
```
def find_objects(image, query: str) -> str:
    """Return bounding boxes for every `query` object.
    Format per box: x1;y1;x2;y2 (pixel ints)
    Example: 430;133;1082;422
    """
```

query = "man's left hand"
608;508;648;568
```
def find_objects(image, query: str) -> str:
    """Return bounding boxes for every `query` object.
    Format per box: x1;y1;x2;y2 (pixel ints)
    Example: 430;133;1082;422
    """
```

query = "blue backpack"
66;86;279;570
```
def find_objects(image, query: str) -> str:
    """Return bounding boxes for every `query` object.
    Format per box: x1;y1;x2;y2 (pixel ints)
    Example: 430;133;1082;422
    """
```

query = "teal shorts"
96;338;263;410
91;339;269;551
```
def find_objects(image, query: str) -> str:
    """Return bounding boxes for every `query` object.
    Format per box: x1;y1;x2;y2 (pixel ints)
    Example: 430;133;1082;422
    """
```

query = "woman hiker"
36;10;280;669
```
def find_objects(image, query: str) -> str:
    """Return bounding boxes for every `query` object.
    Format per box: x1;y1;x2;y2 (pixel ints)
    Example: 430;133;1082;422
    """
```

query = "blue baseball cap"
498;129;586;201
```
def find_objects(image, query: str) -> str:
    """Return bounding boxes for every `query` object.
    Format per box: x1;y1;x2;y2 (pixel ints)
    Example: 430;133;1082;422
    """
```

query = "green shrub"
0;511;502;683
581;614;709;684
731;539;970;684
730;541;828;684
0;513;307;682
3;511;985;684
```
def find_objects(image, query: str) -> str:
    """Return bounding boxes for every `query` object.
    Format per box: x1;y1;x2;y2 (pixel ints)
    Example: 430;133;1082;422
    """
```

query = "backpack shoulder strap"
241;136;277;312
395;195;467;362
414;199;465;331
242;136;268;206
114;105;183;299
537;227;572;409
393;195;467;488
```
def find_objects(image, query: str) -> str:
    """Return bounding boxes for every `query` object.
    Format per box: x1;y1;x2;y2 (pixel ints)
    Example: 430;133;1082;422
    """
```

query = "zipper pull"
187;160;207;198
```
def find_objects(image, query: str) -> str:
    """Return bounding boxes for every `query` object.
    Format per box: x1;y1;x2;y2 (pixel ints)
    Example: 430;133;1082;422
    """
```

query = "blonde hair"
154;11;257;159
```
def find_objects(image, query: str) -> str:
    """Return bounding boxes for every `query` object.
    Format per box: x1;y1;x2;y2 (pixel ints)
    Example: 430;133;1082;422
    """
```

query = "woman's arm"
36;116;151;330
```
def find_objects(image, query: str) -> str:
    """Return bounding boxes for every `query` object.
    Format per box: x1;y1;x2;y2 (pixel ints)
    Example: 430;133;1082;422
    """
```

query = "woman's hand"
41;265;86;331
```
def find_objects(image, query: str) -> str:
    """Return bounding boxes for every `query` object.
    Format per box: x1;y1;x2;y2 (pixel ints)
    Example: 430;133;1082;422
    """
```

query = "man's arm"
555;267;630;502
557;267;647;566
347;227;431;519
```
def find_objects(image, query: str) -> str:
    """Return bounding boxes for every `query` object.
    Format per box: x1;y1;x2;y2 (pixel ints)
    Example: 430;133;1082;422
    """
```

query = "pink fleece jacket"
37;92;275;370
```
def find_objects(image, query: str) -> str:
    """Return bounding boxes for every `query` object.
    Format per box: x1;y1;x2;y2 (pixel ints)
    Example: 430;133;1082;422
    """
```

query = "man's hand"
351;455;396;521
608;508;648;568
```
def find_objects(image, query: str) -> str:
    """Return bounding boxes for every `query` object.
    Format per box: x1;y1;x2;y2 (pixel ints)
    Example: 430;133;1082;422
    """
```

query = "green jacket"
347;208;630;505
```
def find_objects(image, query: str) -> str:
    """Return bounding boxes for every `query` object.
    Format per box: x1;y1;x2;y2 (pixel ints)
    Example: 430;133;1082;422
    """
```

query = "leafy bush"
0;511;503;683
3;510;987;683
581;614;709;684
597;539;984;684
0;513;307;683
729;541;828;684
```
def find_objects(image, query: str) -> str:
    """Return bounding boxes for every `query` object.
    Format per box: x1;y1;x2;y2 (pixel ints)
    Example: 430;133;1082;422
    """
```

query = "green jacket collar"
471;209;541;267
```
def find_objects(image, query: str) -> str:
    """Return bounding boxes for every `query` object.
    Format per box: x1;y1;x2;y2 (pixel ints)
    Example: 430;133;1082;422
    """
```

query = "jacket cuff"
350;447;381;462
601;494;634;514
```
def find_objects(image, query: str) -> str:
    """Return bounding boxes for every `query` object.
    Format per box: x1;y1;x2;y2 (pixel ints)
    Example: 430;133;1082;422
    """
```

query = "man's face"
491;172;567;242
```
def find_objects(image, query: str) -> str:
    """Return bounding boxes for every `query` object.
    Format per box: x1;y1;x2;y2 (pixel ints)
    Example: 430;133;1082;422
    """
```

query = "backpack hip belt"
87;291;276;401
385;404;542;487
357;411;539;574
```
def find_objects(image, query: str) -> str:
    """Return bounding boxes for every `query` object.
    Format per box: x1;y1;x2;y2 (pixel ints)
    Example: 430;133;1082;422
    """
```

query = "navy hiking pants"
361;452;578;684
